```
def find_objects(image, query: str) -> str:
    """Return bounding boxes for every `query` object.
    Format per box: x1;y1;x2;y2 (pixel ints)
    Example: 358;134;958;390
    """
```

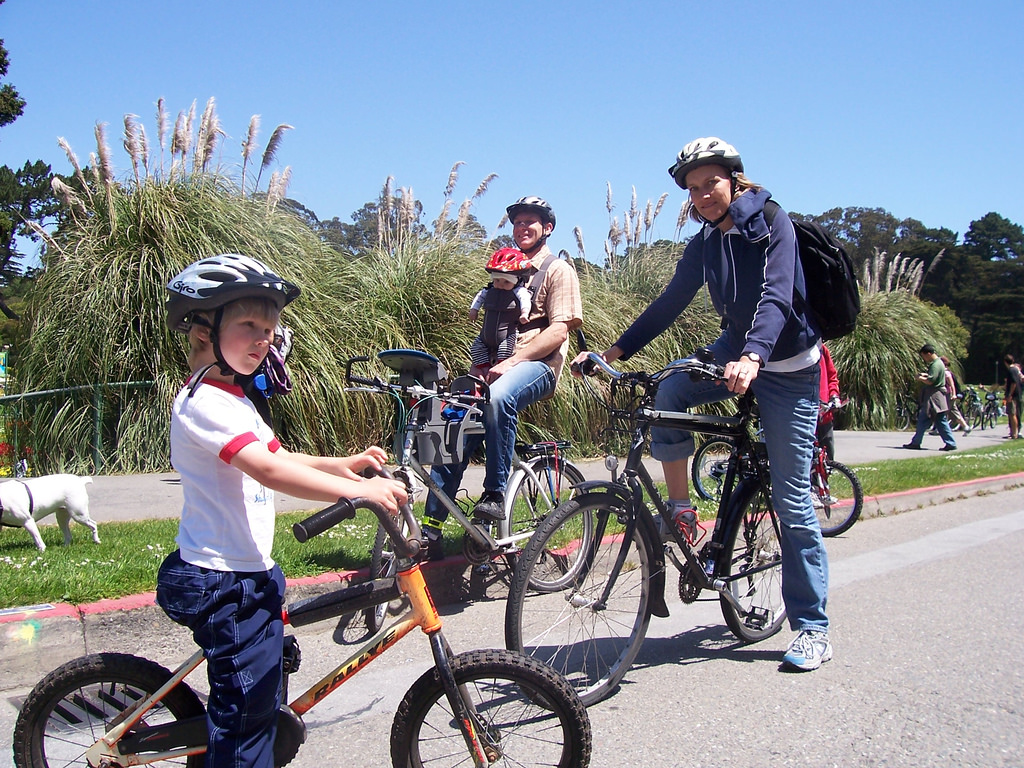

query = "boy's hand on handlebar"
723;357;760;394
359;476;409;513
338;447;389;480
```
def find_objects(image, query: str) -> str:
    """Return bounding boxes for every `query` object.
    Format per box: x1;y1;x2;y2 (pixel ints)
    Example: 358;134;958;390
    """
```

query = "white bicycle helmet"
166;253;300;333
505;196;556;231
668;137;744;188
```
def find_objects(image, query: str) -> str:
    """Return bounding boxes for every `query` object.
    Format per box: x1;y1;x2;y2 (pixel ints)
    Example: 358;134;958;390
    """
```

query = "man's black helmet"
506;196;556;231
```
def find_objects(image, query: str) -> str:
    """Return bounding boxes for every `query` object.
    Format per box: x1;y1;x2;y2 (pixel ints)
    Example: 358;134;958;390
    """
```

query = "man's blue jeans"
909;406;957;448
649;337;829;634
425;360;555;521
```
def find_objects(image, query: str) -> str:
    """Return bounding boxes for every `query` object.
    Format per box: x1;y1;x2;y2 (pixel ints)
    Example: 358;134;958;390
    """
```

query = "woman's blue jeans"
425;360;555;522
650;338;829;633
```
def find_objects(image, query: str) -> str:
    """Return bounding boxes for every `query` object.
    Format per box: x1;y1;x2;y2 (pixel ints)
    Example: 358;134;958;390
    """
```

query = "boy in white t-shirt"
156;254;407;768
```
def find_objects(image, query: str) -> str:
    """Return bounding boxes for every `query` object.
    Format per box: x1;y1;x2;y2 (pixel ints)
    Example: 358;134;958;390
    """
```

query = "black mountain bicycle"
504;351;786;706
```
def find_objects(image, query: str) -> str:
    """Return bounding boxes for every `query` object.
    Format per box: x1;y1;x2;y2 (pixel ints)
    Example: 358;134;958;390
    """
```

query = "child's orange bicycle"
12;484;592;768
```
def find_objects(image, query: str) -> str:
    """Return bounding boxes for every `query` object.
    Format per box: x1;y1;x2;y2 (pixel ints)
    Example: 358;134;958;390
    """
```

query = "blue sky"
2;0;1021;264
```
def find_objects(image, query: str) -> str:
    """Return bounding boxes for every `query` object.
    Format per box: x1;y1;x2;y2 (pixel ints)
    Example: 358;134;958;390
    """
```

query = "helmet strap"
191;306;238;378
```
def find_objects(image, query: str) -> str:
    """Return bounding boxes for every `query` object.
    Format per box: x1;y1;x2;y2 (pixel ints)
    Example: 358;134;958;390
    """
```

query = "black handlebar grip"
293;498;357;543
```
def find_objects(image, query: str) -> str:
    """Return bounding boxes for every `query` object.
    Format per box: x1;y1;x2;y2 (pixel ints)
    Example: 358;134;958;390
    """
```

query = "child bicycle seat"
378;349;447;388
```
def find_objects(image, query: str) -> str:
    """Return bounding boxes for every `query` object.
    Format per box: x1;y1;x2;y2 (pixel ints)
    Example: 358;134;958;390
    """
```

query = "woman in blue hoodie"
573;137;831;671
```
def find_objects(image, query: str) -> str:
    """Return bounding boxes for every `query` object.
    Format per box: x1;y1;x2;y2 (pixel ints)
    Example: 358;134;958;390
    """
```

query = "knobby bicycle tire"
500;458;586;543
504;492;652;707
390;649;592;768
690;438;734;502
13;652;206;768
813;459;863;537
718;479;787;643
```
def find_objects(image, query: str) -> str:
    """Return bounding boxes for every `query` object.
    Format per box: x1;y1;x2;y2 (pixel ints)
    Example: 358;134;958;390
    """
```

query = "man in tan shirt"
423;196;583;557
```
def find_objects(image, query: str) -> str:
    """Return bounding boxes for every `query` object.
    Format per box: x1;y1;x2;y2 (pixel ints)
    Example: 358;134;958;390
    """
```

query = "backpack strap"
519;253;560;333
760;198;808;306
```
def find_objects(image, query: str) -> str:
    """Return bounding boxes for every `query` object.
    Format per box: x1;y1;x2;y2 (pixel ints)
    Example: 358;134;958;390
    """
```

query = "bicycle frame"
576;358;780;620
83;534;495;767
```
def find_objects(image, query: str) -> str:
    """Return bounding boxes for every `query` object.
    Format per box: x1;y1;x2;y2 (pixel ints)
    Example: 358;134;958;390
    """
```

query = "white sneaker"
783;630;833;671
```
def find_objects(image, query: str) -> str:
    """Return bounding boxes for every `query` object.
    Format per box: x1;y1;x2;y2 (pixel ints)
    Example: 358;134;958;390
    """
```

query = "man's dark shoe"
901;443;923;450
940;444;956;451
473;490;506;522
423;525;446;561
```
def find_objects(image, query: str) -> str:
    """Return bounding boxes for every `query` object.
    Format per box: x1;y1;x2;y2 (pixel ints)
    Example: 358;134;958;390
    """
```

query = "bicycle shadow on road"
630;621;781;671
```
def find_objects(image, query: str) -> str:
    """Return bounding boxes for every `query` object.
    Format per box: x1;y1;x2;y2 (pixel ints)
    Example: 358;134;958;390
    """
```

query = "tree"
963;212;1024;262
0;24;53;318
0;19;26;130
0;161;60;277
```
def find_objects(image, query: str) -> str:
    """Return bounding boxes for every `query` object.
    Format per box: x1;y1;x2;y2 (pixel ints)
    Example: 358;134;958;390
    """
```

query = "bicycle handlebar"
572;350;726;383
293;468;422;560
344;355;489;407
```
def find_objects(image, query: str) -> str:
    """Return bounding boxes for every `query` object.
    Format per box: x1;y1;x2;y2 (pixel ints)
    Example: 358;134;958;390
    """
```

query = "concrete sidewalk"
82;427;1017;523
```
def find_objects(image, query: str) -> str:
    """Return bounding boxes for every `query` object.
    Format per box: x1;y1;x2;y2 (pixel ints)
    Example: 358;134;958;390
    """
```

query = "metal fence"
0;381;157;475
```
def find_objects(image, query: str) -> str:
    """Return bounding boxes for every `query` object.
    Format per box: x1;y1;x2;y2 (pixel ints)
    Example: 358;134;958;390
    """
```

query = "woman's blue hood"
727;188;772;243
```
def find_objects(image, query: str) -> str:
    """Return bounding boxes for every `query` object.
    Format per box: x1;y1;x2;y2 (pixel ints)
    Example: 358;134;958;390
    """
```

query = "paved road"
80;426;1019;523
3;486;1023;767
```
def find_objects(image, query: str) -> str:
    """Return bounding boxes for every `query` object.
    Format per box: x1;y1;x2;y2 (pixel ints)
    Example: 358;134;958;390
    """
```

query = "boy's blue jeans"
425;360;555;521
157;550;285;768
650;337;830;634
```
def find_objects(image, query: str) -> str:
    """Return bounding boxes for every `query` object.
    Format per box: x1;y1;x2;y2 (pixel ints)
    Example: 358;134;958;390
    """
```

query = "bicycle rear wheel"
813;459;863;537
13;653;206;768
391;649;591;768
690;438;733;502
718;480;787;644
504;493;652;706
500;457;586;542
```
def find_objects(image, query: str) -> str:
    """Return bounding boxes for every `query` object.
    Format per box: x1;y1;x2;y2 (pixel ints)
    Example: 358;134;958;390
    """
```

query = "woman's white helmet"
668;137;744;189
166;253;300;332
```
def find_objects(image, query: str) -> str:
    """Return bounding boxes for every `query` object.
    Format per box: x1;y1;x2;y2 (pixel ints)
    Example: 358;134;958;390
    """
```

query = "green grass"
2;439;1024;610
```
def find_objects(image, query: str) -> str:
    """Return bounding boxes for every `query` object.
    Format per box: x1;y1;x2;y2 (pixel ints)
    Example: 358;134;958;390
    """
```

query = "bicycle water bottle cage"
378;349;447;388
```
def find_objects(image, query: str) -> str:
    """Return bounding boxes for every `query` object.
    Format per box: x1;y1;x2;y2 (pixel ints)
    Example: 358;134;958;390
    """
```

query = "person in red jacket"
817;344;841;460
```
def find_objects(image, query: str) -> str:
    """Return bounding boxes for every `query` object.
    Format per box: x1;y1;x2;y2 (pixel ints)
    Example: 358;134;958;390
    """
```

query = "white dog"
0;474;99;552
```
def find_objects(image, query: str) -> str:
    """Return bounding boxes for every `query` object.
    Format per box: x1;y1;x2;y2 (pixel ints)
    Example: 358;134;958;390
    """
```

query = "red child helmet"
485;247;532;274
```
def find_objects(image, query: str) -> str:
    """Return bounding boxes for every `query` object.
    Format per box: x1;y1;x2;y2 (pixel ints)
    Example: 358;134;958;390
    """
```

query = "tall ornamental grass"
11;100;968;472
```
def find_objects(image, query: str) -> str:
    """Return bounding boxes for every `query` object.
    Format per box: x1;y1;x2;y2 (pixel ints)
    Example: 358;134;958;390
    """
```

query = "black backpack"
764;201;860;340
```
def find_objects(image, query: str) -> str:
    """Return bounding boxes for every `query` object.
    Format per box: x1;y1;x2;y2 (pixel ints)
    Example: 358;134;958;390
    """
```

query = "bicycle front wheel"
13;653;206;768
391;649;592;768
365;516;411;634
814;459;863;537
500;457;586;543
718;480;787;644
504;493;652;706
691;438;733;502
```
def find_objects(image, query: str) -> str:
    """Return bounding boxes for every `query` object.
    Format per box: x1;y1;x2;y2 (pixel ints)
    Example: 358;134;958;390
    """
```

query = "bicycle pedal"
282;635;302;675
